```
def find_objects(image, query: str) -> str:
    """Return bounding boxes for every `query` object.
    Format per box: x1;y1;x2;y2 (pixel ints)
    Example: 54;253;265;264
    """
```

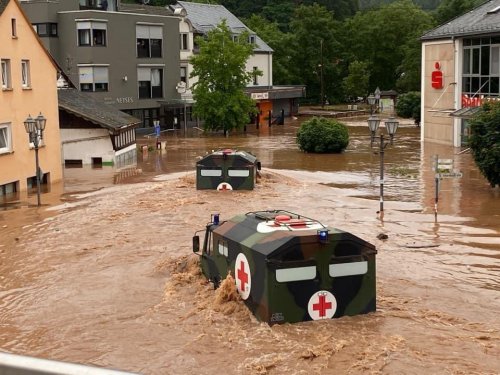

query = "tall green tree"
190;21;259;135
301;0;358;20
344;0;433;93
342;60;370;100
433;0;475;25
261;0;296;31
287;4;343;103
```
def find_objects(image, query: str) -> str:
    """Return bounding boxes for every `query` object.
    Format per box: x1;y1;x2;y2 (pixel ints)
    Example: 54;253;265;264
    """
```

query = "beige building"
421;0;500;147
0;0;62;201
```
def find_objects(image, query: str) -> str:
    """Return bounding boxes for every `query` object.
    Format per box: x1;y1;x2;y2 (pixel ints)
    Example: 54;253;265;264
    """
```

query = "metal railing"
0;352;139;375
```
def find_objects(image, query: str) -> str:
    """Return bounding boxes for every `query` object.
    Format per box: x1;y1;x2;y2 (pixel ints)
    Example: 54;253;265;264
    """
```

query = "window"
491;46;500;75
200;168;222;177
77;21;107;46
0;123;12;154
11;19;17;37
79;0;108;10
21;60;31;88
0;181;18;197
180;33;189;50
79;66;109;92
218;240;228;257
136;25;162;58
253;66;259;85
228;168;250;177
1;59;11;89
329;261;367;278
193;33;202;54
138;67;163;99
180;66;187;83
113;129;136;150
33;23;58;37
276;266;316;283
463;38;500;97
249;35;256;44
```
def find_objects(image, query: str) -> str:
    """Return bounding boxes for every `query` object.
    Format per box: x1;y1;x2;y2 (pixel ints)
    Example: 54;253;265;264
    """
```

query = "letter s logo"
431;62;443;89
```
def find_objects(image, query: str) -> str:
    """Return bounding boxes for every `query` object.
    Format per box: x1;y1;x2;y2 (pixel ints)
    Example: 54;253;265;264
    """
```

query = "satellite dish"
142;0;150;4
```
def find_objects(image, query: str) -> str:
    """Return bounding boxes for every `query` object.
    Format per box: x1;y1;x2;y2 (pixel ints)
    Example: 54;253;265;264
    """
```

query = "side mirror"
193;235;200;253
256;161;262;171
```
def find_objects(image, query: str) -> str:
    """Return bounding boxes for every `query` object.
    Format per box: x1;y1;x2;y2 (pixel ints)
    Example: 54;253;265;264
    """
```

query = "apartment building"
20;0;180;129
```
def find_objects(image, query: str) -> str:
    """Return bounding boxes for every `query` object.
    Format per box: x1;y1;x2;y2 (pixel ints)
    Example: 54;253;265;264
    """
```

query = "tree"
396;91;420;123
190;21;259;135
433;0;475;25
296;117;349;153
343;0;434;94
287;4;343;104
342;61;370;100
468;102;500;187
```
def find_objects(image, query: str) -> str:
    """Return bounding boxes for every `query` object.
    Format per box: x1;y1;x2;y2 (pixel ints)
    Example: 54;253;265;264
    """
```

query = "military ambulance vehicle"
193;210;377;324
196;149;261;190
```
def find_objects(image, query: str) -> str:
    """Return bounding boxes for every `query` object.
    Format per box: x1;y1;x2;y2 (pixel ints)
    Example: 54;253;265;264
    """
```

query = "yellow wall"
422;42;457;146
0;0;62;195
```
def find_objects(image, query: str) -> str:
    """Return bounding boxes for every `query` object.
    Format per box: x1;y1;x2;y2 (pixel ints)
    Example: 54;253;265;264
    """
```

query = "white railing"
0;352;139;375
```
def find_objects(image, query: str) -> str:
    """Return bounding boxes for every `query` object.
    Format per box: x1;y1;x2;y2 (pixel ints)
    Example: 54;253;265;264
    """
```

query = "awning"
450;107;481;118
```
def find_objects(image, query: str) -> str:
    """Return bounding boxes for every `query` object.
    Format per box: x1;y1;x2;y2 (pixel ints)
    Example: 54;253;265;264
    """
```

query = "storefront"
421;0;500;147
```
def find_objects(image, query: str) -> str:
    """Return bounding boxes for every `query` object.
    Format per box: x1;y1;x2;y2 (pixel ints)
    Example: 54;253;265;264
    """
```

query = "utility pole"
320;39;324;108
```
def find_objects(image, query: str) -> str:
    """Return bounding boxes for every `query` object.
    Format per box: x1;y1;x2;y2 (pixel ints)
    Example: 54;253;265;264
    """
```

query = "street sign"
439;172;463;178
435;158;453;172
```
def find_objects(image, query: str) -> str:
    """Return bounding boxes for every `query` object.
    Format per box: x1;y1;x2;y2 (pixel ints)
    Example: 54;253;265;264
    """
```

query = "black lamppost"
367;115;399;214
24;113;46;206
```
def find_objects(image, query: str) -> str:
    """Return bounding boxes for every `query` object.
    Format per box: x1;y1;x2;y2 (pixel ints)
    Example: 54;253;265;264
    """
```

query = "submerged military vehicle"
193;210;377;324
196;149;261;190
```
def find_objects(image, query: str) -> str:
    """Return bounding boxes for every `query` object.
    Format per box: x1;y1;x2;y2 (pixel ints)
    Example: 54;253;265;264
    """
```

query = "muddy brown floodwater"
0;117;499;374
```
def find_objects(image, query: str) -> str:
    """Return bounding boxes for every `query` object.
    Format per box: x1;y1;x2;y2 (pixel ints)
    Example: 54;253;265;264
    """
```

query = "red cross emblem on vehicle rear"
308;291;337;320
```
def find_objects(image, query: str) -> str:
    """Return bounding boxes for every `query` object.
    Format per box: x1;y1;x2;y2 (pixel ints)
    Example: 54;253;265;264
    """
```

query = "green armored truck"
193;210;377;324
196;149;261;190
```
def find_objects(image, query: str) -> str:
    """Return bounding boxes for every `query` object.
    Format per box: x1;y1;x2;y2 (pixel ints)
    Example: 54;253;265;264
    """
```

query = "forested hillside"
123;0;484;103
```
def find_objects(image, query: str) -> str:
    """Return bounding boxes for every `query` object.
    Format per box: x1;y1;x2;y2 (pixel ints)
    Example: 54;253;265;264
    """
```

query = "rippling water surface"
0;117;499;374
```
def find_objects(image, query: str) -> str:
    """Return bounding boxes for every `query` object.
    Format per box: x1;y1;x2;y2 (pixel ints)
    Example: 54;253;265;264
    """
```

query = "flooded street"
0;118;499;374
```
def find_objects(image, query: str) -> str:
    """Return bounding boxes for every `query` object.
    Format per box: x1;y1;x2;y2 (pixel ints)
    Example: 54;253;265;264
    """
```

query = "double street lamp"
367;115;399;214
24;113;46;206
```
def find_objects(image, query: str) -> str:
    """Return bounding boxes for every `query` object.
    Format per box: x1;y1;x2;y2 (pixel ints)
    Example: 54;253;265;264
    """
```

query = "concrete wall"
421;41;457;146
60;128;114;164
246;52;272;88
0;0;62;194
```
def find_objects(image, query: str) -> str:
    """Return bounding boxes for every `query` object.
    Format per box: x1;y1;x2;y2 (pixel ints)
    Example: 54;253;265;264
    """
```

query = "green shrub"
468;102;500;187
396;92;421;123
296;117;349;153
